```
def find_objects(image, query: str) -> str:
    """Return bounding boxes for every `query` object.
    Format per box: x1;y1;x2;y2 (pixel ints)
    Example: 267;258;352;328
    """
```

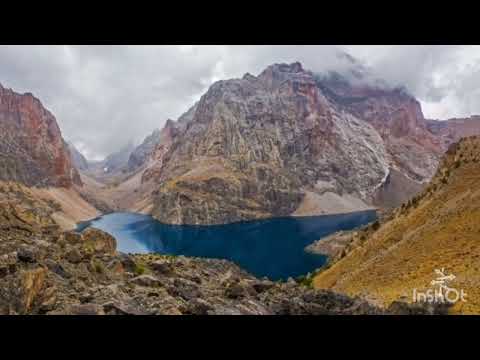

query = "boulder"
102;301;151;315
0;266;8;278
82;228;117;255
62;231;83;244
130;275;163;288
69;303;105;315
17;247;37;263
118;253;137;273
151;259;172;274
169;278;201;301
44;259;71;279
186;298;213;315
225;281;256;299
251;280;274;293
66;248;83;264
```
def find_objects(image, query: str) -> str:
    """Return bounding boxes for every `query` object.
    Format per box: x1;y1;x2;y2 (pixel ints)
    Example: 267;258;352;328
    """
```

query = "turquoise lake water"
77;210;376;281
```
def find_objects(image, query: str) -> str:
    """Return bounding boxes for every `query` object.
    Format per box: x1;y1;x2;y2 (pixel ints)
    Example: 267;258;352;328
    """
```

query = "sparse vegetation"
134;262;147;275
314;136;480;314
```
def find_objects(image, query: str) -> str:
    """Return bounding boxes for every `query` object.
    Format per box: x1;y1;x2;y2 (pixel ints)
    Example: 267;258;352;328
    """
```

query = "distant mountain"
68;142;89;171
127;129;163;172
0;83;81;187
314;136;480;314
87;142;135;179
101;142;135;173
426;116;480;150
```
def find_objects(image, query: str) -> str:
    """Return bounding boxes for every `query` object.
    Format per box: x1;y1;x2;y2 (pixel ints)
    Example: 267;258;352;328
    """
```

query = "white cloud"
0;45;479;159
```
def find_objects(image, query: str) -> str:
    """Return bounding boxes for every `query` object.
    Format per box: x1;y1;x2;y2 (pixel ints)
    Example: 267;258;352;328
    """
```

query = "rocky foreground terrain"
0;200;451;315
313;136;480;314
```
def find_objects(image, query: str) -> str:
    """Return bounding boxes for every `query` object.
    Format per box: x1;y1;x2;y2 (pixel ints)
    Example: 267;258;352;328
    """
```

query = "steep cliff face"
317;72;443;184
0;84;81;188
313;136;480;314
148;63;390;225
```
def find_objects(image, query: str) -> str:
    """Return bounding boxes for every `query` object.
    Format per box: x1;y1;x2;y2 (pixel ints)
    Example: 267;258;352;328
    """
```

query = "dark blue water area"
77;210;376;281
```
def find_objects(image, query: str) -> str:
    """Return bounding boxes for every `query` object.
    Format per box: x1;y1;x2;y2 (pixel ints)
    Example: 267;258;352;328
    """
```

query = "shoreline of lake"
77;210;377;281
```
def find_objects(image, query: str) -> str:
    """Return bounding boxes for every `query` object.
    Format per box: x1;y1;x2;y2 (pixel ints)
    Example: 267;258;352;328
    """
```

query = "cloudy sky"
1;45;480;160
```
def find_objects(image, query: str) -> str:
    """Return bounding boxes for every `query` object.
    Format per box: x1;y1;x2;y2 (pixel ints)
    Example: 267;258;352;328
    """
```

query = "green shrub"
93;260;105;274
134;263;146;275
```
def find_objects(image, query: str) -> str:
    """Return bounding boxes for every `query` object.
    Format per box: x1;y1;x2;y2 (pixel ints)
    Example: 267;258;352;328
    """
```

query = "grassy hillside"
314;136;480;314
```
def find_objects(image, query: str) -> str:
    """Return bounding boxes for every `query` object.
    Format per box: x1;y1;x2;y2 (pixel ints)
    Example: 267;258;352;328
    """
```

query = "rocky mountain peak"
242;72;256;81
257;61;313;89
267;61;305;74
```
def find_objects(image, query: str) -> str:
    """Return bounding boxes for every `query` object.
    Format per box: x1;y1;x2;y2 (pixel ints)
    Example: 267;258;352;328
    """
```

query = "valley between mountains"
1;54;480;314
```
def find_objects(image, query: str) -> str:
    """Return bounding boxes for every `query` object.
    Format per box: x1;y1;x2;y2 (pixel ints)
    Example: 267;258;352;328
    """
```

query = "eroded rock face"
148;62;390;225
317;71;443;183
0;84;81;187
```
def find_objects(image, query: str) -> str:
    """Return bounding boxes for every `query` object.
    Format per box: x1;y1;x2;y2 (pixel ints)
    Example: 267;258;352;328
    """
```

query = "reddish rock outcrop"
0;84;80;187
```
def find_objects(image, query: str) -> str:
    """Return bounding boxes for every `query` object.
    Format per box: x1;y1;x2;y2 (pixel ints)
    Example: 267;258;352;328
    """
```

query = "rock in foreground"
0;205;393;315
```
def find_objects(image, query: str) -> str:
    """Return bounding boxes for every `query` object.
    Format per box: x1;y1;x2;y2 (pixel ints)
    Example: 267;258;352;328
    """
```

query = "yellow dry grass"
314;137;480;314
